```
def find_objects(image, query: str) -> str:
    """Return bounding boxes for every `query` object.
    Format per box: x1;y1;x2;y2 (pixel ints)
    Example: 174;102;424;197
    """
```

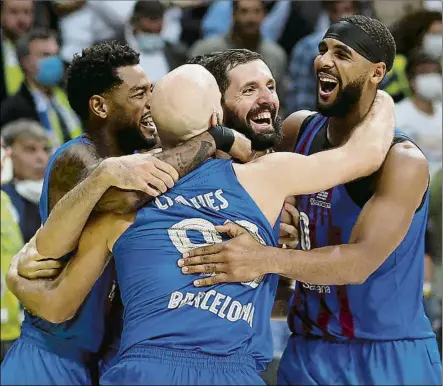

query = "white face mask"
414;73;443;102
135;32;165;52
422;33;443;59
15;179;44;204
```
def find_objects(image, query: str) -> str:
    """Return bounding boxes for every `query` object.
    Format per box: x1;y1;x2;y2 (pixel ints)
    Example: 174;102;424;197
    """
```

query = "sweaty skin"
7;66;395;323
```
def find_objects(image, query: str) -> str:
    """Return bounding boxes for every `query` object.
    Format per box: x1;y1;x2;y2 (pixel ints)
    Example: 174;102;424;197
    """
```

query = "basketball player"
4;47;291;382
2;42;253;385
180;15;442;385
23;64;394;385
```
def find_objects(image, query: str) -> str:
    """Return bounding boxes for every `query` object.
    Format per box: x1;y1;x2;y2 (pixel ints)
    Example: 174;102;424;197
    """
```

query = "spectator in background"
201;0;290;42
0;138;24;363
394;51;442;174
383;9;442;103
286;1;357;113
53;0;91;64
113;0;187;84
179;0;211;48
55;1;137;64
190;0;287;110
0;0;34;102
0;29;82;150
1;120;50;243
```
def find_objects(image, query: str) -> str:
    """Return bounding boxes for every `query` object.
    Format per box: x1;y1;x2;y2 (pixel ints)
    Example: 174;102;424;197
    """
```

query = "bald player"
32;64;394;385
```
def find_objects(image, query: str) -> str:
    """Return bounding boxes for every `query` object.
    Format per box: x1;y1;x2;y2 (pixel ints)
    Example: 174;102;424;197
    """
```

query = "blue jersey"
288;114;435;341
22;135;114;354
113;159;280;371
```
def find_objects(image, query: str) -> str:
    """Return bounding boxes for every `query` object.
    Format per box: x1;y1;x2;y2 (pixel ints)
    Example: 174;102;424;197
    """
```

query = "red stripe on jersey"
337;286;355;338
317;292;332;336
298;122;319;155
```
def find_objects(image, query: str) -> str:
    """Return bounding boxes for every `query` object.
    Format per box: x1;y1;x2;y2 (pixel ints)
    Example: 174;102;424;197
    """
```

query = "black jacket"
0;82;40;129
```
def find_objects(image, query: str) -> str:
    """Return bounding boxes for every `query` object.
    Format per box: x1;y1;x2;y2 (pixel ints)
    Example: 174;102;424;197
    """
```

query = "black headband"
323;21;385;65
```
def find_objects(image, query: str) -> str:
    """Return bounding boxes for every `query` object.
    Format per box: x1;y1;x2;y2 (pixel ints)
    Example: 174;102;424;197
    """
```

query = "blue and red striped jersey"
288;114;435;341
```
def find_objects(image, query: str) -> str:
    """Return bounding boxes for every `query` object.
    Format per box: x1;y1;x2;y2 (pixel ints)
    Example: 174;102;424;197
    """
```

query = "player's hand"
178;222;270;286
16;233;64;280
98;154;179;197
347;90;395;171
279;200;300;249
227;132;269;163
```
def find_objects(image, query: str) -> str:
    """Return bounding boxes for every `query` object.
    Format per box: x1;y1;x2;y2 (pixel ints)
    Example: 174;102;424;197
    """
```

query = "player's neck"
327;93;376;147
86;124;126;158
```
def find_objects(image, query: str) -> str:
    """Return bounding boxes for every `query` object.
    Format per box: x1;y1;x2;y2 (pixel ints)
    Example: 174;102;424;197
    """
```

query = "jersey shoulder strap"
294;113;329;155
293;113;318;151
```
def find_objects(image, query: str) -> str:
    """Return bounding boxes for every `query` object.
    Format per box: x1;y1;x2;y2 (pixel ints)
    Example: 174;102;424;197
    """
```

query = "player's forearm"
6;256;54;319
264;243;369;285
95;132;218;213
44;252;112;323
155;131;217;178
36;166;110;258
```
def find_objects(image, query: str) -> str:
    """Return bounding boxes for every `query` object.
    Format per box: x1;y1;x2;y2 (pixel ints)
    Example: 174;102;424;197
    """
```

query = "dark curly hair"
188;49;263;101
66;41;140;122
390;10;442;57
340;15;396;72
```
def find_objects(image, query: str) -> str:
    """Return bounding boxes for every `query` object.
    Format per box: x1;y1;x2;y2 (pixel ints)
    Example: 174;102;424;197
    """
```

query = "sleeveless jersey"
22;135;113;354
288;114;435;341
113;159;280;371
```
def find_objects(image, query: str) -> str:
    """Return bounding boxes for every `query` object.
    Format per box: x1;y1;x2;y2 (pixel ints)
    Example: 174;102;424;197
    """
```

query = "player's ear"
370;62;386;86
89;95;108;119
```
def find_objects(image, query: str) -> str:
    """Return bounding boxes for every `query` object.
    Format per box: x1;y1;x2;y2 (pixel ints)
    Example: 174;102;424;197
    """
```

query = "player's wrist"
93;159;116;190
208;125;235;153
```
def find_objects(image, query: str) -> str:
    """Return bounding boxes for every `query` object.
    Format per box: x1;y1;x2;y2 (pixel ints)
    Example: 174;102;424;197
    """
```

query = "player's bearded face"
316;69;365;117
223;103;283;151
114;110;158;154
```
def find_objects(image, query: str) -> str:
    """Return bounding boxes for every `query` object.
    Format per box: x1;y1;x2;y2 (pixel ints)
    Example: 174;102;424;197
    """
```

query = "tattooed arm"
37;128;252;257
94;129;254;212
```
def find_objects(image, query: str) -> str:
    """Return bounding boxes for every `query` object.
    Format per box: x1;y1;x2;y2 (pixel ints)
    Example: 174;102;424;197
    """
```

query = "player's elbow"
40;297;76;324
347;253;382;285
42;310;75;324
340;248;374;285
95;190;147;214
347;271;369;285
38;284;76;323
5;268;19;297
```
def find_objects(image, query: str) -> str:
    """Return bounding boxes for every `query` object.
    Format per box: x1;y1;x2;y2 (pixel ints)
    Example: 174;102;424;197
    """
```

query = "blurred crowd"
0;0;442;373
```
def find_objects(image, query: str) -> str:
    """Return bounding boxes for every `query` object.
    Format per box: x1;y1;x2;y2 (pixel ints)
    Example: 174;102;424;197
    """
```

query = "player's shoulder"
54;140;99;165
380;140;429;188
388;140;428;171
277;110;315;152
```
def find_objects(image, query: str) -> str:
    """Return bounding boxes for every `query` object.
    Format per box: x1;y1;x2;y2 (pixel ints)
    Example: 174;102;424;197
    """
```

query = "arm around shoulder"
264;142;429;286
33;213;119;323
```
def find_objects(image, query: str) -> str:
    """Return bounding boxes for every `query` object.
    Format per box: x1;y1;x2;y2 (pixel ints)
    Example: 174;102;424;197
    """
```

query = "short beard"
317;76;365;118
223;107;283;151
115;124;157;155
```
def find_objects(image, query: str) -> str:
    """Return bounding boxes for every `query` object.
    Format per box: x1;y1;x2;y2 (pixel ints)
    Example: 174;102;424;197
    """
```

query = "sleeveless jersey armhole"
344;133;429;212
293;113;318;152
